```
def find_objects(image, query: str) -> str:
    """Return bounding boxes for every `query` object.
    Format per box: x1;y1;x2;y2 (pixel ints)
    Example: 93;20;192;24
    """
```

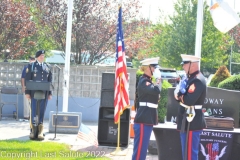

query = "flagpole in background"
195;0;204;68
62;0;73;112
230;0;236;74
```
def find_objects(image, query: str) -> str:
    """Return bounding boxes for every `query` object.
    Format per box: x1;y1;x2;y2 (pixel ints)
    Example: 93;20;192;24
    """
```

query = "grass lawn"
0;140;109;160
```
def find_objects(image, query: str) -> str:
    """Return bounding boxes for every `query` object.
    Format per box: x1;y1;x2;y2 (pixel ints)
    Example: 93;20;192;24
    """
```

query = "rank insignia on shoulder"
26;68;29;73
188;84;196;93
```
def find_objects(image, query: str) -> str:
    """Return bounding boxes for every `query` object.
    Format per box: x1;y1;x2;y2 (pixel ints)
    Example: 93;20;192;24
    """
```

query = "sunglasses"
181;61;190;65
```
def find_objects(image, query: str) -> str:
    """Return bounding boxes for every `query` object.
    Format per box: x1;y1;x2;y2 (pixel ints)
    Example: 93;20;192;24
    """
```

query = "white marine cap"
140;57;160;68
181;54;201;65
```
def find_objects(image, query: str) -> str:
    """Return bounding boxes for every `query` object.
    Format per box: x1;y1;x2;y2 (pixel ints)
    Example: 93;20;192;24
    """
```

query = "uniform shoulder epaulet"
45;62;52;71
26;63;31;73
45;62;51;67
195;72;204;80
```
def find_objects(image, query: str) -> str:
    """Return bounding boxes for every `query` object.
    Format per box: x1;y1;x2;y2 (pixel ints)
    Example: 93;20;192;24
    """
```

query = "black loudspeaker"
101;73;115;90
100;72;115;108
100;90;114;108
98;107;130;147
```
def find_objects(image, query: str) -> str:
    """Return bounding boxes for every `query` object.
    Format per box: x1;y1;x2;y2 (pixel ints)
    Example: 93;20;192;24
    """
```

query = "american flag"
77;123;98;147
206;143;219;160
114;6;129;124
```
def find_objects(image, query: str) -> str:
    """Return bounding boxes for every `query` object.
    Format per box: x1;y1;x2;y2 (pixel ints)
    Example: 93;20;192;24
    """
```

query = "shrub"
209;66;231;87
218;75;240;127
158;80;172;123
136;70;144;83
218;75;240;91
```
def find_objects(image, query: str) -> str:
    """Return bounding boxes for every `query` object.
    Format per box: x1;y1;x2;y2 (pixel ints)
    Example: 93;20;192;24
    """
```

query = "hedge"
218;75;240;91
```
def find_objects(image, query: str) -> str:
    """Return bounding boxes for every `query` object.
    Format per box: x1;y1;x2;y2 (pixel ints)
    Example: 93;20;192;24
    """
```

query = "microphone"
54;64;61;70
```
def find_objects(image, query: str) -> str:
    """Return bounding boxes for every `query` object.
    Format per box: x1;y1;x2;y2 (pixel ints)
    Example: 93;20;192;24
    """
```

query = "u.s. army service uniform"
25;61;52;126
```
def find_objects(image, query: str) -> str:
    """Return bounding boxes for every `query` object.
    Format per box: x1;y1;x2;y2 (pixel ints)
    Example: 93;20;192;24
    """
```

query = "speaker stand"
49;66;61;141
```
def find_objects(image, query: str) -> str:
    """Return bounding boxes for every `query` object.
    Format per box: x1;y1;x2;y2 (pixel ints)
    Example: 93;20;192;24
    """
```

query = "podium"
25;80;52;139
26;81;52;91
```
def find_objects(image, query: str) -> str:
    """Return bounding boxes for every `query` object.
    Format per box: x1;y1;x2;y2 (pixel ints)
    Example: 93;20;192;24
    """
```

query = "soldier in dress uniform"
174;54;207;160
132;57;161;160
21;56;36;120
25;50;52;140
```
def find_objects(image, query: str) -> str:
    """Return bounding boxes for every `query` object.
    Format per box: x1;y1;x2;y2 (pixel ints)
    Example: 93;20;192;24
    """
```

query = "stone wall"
0;62;137;100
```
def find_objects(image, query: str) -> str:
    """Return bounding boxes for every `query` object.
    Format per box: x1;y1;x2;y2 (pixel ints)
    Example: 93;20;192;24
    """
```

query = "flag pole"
110;113;125;155
230;0;236;74
117;112;120;149
110;0;128;156
195;0;204;68
111;80;126;156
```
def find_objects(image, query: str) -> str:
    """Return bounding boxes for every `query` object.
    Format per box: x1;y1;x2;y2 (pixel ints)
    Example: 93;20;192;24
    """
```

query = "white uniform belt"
195;105;202;109
139;102;158;108
180;102;202;109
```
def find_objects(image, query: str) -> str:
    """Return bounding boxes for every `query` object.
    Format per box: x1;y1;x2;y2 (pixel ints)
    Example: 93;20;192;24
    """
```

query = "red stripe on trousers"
188;131;193;160
136;124;143;160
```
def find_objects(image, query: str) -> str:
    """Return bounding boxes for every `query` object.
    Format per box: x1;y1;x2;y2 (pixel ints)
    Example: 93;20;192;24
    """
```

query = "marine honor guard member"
174;54;207;160
25;50;52;140
132;57;161;160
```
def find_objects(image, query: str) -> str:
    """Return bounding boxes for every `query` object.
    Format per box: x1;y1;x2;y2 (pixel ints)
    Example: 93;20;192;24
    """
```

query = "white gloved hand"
153;69;161;80
154;78;162;91
174;84;180;97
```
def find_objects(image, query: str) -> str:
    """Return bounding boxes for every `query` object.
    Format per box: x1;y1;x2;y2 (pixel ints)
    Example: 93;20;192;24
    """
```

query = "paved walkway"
0;119;158;160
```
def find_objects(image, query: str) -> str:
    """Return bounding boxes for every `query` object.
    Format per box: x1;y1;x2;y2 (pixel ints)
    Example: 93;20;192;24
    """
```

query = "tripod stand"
49;64;61;141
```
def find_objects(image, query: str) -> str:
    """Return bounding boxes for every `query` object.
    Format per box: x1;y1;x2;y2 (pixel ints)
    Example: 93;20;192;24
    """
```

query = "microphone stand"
49;64;61;141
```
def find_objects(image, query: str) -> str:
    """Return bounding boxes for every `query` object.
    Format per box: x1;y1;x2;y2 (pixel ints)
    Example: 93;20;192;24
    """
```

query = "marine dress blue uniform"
176;54;207;160
132;74;161;160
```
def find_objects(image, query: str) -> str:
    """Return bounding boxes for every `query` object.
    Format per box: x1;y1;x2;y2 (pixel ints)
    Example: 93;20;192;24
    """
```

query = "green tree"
229;24;240;74
150;0;232;72
230;52;240;74
0;0;36;60
21;0;58;59
28;0;141;65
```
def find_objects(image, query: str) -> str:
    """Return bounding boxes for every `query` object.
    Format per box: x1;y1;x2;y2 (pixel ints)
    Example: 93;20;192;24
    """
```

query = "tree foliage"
229;24;240;51
158;80;172;123
149;0;232;72
0;0;36;60
228;24;240;74
125;20;160;60
29;0;142;65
